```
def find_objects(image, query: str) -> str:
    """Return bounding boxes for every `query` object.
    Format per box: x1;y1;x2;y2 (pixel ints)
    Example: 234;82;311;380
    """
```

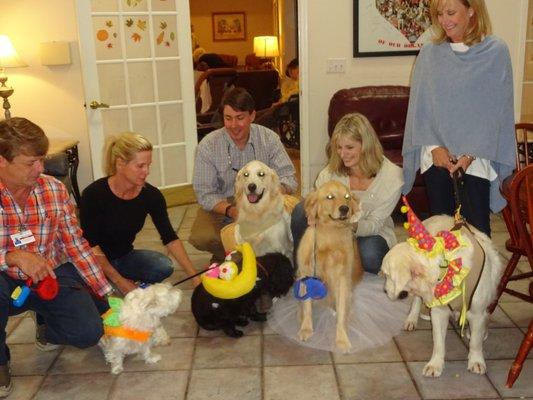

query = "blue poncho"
402;35;516;212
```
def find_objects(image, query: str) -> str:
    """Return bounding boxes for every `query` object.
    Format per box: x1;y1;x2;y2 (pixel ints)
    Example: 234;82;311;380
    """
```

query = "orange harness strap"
103;325;152;342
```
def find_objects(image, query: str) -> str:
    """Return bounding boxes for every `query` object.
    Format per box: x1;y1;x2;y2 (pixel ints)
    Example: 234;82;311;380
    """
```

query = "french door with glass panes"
76;0;196;189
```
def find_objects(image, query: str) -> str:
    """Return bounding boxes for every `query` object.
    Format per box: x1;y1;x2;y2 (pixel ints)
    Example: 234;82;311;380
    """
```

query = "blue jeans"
0;262;107;365
291;201;389;274
110;249;173;284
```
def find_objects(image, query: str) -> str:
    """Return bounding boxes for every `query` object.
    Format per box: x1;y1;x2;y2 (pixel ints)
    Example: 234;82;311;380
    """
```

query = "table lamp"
0;35;27;119
253;36;279;69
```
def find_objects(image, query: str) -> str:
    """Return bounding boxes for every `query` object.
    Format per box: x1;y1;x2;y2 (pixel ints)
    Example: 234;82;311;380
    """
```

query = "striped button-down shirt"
0;175;112;297
193;124;297;211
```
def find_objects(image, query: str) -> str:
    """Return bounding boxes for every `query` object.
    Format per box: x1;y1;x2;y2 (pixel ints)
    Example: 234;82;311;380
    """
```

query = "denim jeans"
0;262;107;365
291;201;390;274
110;249;174;284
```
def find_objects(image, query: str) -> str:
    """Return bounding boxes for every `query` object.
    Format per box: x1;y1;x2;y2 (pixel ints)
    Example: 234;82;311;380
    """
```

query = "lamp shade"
0;35;27;68
253;36;279;58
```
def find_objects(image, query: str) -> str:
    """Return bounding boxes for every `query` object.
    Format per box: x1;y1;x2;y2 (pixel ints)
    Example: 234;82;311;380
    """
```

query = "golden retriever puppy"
297;180;363;353
234;160;293;259
381;215;504;377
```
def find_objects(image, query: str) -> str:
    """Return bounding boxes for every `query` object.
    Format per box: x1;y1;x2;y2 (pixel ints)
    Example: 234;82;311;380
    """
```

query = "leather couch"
328;85;429;213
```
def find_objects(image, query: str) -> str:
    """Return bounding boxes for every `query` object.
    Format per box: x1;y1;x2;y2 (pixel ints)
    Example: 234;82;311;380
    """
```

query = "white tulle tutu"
267;272;411;353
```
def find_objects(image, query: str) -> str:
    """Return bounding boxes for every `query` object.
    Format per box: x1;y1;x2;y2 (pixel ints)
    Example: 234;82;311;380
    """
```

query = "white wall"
302;0;527;194
0;0;93;190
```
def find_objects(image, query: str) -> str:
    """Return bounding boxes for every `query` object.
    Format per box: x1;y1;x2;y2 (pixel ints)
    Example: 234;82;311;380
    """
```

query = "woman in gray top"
292;113;403;274
402;0;516;236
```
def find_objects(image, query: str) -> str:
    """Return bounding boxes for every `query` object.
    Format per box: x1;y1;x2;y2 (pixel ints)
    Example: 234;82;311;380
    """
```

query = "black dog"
191;253;294;338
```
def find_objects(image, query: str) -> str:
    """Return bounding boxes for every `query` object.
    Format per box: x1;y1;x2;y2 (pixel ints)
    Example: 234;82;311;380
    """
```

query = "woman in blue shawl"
402;0;516;236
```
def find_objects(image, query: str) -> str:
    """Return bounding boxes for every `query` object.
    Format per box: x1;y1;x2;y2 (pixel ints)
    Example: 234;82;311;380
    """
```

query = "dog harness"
401;197;485;335
101;297;152;342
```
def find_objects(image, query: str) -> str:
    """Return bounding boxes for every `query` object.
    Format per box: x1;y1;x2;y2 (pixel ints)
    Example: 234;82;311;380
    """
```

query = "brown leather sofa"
328;85;429;213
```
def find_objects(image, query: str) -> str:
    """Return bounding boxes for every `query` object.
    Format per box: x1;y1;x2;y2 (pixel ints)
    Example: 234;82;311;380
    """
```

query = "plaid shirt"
0;175;112;296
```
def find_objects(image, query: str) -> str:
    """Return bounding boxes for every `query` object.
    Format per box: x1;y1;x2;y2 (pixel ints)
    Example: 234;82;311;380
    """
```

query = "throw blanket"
402;35;516;212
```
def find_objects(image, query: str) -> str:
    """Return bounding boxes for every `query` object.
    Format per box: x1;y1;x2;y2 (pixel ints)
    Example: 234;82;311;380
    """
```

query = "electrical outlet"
327;58;346;74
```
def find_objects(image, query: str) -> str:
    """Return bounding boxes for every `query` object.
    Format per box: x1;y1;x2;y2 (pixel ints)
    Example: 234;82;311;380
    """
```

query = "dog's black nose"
398;291;409;299
339;205;349;215
248;183;256;193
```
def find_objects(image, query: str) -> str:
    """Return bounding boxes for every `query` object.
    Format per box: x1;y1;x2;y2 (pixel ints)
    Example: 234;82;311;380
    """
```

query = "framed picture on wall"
212;12;247;41
354;0;432;57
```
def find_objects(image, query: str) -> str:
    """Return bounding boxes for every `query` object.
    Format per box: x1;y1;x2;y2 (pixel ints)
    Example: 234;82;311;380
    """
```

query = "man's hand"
114;277;138;295
5;250;56;282
431;146;455;171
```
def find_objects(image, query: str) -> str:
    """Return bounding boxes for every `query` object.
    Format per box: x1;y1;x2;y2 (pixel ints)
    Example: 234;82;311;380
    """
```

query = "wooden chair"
514;123;533;169
506;319;533;388
488;124;533;313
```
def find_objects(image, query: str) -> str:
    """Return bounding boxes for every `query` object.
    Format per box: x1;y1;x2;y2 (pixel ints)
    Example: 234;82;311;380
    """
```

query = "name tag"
10;230;36;247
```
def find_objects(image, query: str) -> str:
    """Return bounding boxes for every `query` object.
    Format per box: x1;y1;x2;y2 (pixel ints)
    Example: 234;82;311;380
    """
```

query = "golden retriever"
381;215;504;377
234;160;293;259
296;180;363;353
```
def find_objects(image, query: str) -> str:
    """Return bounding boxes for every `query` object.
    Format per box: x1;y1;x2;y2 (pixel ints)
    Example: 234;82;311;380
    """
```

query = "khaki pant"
189;208;231;261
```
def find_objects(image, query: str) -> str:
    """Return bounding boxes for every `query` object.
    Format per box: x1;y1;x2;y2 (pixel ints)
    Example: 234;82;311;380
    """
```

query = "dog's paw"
223;327;244;338
111;364;124;375
298;327;313;342
153;329;170;346
422;361;443;377
404;318;418;331
145;353;162;364
468;355;487;375
335;334;352;354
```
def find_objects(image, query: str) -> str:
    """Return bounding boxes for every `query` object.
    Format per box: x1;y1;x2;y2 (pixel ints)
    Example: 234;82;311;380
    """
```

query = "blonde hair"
104;132;153;176
327;113;384;178
430;0;492;46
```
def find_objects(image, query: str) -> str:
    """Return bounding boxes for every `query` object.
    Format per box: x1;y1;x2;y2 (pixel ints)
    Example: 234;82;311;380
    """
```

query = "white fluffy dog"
381;215;503;377
99;283;182;374
234;160;293;259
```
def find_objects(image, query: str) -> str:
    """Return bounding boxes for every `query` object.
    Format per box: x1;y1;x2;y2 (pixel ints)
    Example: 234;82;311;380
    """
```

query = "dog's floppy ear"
304;190;319;226
234;169;245;202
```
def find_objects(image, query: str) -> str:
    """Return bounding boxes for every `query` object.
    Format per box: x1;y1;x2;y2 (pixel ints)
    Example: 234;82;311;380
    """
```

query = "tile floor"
4;205;533;400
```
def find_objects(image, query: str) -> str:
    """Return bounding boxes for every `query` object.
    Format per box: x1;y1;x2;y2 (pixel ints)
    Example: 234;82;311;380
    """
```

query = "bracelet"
224;204;233;218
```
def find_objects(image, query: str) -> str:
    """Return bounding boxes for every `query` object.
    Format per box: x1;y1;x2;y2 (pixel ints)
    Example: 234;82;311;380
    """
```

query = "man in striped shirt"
0;118;112;397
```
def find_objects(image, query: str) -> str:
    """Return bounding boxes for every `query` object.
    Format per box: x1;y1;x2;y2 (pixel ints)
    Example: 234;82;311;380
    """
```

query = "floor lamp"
0;35;27;120
253;36;279;70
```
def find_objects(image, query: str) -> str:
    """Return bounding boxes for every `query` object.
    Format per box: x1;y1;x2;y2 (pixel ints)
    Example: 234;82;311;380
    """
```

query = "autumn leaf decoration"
156;31;165;45
125;18;134;27
106;20;113;27
137;19;147;31
131;33;142;42
160;21;167;30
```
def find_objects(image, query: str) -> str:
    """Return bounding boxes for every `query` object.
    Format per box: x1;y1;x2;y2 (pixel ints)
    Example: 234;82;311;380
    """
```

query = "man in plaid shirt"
0;118;113;397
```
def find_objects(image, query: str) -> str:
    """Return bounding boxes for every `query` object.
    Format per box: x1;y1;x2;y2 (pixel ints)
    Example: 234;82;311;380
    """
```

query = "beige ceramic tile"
475;328;533;360
337;363;420;400
500;302;533;327
263;334;332;366
394;329;468;362
8;376;44;400
264;365;340;400
188;367;261;400
407;361;499;399
48;345;109;375
489;306;517;328
178;289;192;312
6;317;35;345
486;359;533;399
34;373;115;400
333;340;402;364
161;312;198;338
194;336;261;369
9;344;61;376
122;338;194;372
110;370;188;400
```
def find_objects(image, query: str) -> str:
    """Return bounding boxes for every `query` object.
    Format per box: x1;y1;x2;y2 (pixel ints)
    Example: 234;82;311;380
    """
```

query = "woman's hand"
450;155;474;176
431;146;456;171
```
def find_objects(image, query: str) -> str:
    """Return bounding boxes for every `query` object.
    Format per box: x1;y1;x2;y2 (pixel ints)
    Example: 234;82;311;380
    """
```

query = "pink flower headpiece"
401;196;436;252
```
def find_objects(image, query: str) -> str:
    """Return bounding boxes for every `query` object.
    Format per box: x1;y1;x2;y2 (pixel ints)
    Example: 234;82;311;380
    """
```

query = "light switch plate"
327;58;346;73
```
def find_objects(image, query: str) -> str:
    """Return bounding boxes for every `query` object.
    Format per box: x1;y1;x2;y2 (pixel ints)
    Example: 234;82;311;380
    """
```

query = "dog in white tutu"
99;283;182;374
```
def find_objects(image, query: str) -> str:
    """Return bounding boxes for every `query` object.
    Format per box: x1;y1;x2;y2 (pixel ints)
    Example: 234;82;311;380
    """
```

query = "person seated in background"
291;113;403;274
277;58;299;104
79;132;199;294
0;118;112;398
193;47;229;71
190;87;297;262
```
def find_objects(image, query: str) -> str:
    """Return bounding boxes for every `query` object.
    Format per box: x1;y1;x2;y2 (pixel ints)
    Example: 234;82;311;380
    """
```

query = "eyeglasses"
227;142;256;172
